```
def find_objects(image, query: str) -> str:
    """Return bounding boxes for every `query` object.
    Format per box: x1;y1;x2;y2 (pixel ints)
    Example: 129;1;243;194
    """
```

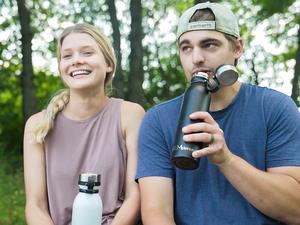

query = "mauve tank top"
45;98;127;225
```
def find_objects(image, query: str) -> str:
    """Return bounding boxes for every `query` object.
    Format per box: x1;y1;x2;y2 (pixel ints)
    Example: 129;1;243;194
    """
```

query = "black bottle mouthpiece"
192;72;209;80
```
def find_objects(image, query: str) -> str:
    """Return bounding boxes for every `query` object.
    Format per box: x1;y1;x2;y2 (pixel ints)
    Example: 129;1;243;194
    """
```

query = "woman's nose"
71;53;84;66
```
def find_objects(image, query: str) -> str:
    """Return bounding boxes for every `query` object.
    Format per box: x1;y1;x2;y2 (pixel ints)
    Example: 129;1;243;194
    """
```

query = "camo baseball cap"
176;2;240;41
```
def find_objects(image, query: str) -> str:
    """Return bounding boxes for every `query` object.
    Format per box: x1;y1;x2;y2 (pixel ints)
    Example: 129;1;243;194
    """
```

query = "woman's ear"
106;64;113;73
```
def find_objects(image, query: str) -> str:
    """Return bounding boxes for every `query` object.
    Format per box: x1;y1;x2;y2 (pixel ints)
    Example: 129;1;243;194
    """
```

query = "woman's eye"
83;51;93;56
62;54;71;59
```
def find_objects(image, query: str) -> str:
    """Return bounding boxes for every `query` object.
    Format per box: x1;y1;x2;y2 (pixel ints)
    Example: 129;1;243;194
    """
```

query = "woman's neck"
63;89;108;121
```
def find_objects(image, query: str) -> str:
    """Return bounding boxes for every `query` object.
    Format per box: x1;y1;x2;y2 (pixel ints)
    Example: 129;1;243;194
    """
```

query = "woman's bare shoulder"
25;111;45;130
121;100;145;116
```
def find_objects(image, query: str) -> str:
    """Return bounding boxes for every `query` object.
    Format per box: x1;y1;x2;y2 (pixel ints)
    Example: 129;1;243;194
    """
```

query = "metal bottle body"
72;192;102;225
72;173;102;225
172;75;210;170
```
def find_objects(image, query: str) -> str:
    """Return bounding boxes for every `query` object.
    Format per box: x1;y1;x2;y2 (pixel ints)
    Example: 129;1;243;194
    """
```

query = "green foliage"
252;0;295;18
0;0;299;222
34;70;65;109
0;69;23;154
144;44;186;109
0;67;64;155
169;0;194;13
0;152;25;225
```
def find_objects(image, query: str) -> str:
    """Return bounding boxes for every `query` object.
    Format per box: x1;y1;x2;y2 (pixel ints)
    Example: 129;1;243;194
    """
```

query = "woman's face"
59;32;112;91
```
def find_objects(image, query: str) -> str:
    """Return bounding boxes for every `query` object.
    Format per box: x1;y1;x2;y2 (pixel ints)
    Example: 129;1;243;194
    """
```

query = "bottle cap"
78;173;101;193
191;72;209;84
192;72;208;80
215;64;238;86
79;173;101;185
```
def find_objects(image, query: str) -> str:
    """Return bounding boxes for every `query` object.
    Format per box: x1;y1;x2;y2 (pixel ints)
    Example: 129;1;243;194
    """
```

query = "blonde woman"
24;23;144;225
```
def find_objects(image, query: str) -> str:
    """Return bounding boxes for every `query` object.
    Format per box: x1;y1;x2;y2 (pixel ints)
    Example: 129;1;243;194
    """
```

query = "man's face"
178;30;243;81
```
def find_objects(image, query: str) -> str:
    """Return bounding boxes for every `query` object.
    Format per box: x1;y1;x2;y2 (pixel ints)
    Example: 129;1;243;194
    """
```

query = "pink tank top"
45;98;127;225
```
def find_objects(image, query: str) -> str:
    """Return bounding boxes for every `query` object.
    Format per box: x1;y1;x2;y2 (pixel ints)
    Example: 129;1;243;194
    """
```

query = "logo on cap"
187;21;216;30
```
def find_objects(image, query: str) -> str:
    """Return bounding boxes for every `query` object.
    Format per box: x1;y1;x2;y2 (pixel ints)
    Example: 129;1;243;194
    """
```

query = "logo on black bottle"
173;144;194;152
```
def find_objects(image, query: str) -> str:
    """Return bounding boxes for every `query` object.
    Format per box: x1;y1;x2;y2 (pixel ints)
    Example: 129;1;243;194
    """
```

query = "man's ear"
234;38;244;58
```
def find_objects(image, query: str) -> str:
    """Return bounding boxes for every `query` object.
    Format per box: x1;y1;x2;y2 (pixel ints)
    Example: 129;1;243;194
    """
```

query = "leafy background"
0;0;299;224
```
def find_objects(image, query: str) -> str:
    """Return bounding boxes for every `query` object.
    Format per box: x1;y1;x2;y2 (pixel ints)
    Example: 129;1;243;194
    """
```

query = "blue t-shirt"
136;83;300;225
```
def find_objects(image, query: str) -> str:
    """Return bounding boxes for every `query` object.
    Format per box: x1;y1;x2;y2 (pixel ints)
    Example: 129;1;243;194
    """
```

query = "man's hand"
182;111;233;165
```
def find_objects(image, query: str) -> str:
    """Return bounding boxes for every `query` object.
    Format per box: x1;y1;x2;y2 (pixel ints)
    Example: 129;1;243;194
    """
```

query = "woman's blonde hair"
33;23;117;143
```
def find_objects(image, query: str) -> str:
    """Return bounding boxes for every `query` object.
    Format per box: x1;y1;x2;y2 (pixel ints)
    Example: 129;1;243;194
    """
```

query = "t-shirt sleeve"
136;108;174;180
266;95;300;168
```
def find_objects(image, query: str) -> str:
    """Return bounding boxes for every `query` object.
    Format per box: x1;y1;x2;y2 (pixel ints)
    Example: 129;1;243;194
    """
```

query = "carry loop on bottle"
72;173;102;225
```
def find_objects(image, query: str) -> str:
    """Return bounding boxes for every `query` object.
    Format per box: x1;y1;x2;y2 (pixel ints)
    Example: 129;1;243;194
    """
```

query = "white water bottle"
72;173;102;225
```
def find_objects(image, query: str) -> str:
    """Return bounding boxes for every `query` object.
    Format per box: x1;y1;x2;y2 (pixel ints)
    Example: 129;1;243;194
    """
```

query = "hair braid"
33;89;70;143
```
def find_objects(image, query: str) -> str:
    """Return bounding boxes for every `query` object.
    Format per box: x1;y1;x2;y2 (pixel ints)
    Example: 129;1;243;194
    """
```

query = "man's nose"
192;47;205;65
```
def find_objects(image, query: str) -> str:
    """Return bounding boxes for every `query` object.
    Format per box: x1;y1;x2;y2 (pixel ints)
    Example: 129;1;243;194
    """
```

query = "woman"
23;23;144;225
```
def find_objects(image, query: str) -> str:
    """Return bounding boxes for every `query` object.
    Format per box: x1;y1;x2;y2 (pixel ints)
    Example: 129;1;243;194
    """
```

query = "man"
136;2;300;225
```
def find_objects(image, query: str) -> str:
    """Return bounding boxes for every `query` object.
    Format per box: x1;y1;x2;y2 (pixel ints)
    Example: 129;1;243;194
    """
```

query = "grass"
0;151;26;225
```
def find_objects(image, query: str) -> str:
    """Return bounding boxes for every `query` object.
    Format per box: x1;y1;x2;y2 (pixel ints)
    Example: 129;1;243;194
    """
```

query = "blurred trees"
106;0;125;98
16;0;37;122
228;0;299;105
250;0;300;105
128;0;145;105
0;0;300;223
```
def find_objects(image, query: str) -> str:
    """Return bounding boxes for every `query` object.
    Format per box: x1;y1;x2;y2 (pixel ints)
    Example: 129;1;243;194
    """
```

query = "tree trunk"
106;0;125;98
128;0;145;105
16;0;37;121
291;21;300;107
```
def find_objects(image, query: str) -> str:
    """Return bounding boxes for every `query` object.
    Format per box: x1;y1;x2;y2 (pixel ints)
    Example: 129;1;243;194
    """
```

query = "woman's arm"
111;101;144;225
23;112;54;225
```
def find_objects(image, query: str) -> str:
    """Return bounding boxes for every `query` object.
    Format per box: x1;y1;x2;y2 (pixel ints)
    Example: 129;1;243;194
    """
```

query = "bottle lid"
215;64;238;86
79;173;101;184
78;173;101;193
191;72;208;83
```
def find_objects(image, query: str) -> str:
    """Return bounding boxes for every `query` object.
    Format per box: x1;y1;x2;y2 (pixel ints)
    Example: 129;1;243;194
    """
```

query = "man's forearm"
218;154;300;224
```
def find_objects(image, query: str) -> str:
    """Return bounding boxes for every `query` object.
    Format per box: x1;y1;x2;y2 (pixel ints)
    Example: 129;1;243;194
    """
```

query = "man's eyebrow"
178;39;190;47
200;38;220;43
179;37;221;48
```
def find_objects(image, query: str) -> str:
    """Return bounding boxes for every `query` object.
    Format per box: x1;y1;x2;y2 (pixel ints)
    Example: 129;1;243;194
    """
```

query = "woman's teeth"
71;70;91;77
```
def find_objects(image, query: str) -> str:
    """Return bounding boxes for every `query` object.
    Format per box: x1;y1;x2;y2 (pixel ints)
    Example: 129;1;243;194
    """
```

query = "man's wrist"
215;150;235;169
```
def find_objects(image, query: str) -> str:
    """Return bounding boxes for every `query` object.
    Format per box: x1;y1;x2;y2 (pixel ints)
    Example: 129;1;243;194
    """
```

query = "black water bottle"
172;72;211;170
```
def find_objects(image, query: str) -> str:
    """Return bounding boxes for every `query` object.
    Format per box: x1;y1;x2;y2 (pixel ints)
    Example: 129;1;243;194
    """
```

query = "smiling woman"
57;24;115;93
23;23;144;225
58;32;112;92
